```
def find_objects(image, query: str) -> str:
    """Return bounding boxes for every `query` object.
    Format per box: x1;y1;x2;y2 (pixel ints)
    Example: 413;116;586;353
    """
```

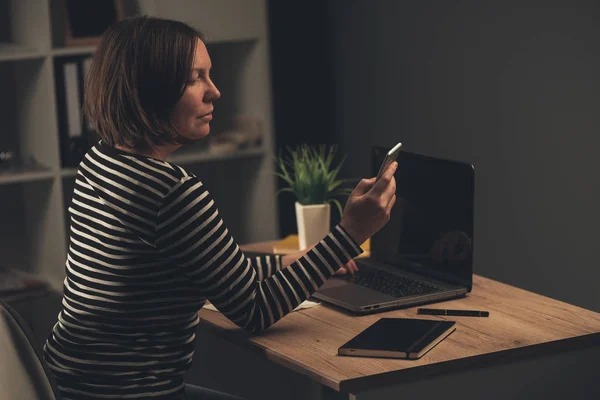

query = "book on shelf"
54;54;99;168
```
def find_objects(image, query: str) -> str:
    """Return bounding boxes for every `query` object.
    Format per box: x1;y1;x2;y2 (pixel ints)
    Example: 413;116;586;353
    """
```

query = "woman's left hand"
335;259;358;276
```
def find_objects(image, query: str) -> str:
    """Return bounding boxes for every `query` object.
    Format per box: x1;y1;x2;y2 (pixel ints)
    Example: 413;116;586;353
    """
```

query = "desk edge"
197;317;343;391
339;332;600;394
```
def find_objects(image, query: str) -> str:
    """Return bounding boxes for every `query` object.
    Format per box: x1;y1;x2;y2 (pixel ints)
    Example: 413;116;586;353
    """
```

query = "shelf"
0;43;46;62
60;146;267;178
60;168;78;178
0;0;277;279
0;166;54;185
169;145;266;165
49;38;260;56
51;46;96;57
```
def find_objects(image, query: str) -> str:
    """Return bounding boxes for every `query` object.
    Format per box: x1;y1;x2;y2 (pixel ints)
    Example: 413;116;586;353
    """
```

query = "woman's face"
172;39;221;141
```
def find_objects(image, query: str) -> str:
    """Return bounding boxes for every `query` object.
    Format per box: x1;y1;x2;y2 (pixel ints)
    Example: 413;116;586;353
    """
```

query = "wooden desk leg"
321;386;353;400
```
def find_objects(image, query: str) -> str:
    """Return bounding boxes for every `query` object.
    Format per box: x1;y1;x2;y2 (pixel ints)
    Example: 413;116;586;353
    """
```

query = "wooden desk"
195;241;600;400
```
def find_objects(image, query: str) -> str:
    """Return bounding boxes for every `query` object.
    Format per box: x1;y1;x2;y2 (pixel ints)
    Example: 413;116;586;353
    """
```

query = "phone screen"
376;142;402;181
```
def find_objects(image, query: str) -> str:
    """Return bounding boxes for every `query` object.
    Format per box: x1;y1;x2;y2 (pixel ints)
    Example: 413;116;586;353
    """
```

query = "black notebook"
338;318;456;360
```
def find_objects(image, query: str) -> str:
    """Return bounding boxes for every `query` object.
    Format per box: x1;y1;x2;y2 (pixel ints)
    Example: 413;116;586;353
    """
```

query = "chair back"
0;301;58;399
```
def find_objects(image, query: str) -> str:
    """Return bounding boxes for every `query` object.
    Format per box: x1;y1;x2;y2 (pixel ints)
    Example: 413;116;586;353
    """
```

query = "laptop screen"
370;147;474;288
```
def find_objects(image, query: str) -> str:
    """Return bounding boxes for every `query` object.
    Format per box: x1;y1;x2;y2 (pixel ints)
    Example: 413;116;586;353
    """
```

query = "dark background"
267;1;341;237
268;0;600;314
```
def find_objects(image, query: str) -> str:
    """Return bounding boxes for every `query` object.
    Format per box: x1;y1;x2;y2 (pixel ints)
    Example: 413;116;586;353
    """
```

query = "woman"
43;16;397;400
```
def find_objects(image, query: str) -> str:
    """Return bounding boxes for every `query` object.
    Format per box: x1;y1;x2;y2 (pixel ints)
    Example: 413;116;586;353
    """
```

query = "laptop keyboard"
345;264;442;298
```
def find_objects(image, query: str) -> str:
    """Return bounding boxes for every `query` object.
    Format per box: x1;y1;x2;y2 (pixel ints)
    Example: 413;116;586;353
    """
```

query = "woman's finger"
347;259;358;274
334;267;348;276
386;194;397;214
372;162;398;196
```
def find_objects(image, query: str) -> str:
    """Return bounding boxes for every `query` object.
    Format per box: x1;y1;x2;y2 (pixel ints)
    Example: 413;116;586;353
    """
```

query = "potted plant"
275;144;354;250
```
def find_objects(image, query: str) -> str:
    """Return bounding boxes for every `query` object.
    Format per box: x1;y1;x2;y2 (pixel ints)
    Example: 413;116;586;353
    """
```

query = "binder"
54;55;98;168
64;62;81;140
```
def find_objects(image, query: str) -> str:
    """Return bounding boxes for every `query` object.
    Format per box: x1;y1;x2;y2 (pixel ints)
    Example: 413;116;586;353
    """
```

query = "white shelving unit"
0;0;279;290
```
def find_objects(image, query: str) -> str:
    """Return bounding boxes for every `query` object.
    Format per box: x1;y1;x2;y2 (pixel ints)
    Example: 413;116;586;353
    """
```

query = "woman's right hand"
340;161;398;245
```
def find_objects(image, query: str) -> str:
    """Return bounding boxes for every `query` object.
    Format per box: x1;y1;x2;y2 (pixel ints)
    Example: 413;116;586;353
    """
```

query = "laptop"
312;147;475;314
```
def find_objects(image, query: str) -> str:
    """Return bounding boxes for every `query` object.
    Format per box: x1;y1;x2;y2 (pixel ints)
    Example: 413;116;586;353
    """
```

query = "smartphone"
375;142;402;182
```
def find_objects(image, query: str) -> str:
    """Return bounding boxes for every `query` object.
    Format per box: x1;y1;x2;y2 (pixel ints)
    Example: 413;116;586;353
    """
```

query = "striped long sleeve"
43;141;362;399
156;175;363;332
246;253;283;281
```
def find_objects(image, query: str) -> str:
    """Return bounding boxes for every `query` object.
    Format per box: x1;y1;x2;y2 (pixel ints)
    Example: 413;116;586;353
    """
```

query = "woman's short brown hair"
83;16;204;150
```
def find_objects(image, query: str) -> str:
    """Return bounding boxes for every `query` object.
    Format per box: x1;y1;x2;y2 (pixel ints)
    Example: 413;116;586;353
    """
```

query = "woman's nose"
206;82;220;101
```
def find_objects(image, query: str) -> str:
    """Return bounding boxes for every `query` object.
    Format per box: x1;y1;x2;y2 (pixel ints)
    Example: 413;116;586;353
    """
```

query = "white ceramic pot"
295;202;331;250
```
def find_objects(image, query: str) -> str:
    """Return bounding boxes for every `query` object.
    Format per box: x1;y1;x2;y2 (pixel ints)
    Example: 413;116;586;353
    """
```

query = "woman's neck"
114;143;180;161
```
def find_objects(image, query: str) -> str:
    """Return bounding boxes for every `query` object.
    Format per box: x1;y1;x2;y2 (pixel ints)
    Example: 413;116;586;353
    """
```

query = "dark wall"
329;0;600;312
267;1;341;237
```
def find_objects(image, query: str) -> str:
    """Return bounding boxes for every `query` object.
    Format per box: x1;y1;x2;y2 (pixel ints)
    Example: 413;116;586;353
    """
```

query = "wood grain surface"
197;241;600;393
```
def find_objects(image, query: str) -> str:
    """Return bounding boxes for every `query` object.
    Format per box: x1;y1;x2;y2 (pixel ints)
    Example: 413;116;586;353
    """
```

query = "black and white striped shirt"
43;142;363;399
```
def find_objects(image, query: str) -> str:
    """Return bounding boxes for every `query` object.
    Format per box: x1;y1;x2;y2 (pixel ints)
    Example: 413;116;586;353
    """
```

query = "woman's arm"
245;253;283;281
282;245;359;275
281;248;312;268
247;245;357;281
155;176;363;333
